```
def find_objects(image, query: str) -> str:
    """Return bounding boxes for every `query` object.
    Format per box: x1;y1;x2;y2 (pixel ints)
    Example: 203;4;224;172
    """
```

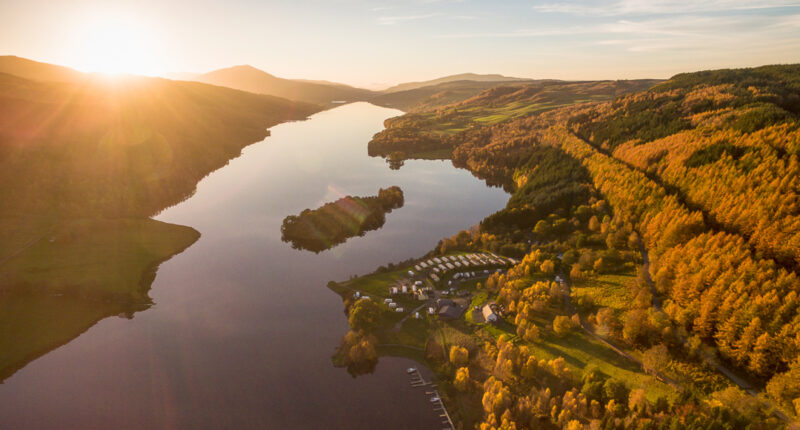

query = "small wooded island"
281;186;404;252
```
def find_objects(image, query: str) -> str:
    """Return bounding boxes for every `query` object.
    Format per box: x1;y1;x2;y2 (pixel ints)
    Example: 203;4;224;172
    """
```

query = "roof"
482;305;498;321
438;305;463;319
436;298;455;308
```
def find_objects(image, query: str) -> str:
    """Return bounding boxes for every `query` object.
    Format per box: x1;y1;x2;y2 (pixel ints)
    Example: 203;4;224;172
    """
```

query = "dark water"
0;103;508;429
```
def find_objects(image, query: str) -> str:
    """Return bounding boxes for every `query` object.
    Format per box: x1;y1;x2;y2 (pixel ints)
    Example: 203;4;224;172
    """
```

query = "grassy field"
0;216;55;261
0;218;199;300
460;311;677;402
0;217;199;381
571;272;636;315
525;329;676;402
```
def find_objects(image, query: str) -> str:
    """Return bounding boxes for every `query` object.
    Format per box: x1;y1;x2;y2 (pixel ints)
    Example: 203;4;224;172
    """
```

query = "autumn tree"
450;345;469;367
454;367;470;391
348;298;383;333
553;315;572;337
642;344;670;376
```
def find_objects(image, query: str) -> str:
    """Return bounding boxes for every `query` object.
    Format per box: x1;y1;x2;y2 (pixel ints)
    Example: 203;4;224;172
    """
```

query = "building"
482;305;499;324
436;298;462;319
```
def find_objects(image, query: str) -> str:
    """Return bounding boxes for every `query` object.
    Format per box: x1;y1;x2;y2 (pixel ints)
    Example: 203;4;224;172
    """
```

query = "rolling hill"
193;65;376;105
369;79;536;112
368;79;660;159
380;72;531;93
0;55;87;83
0;70;320;218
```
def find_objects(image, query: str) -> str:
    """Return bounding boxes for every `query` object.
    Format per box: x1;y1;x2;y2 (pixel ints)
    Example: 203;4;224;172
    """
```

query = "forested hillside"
0;58;321;382
357;65;800;428
368;79;660;161
381;73;530;93
369;80;537;112
0;72;320;217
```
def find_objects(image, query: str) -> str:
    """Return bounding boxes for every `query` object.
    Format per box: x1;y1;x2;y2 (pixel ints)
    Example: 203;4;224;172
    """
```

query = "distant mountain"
0;55;86;83
193;65;375;105
370;79;536;112
381;73;531;94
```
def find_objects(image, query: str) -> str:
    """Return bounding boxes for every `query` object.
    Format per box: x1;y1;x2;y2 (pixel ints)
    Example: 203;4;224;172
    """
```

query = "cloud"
377;12;475;25
776;13;800;27
587;13;800;53
532;0;800;16
437;10;800;57
378;13;441;25
436;27;592;38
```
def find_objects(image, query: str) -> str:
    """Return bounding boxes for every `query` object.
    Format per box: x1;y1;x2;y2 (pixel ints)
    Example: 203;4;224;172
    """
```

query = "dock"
407;368;454;430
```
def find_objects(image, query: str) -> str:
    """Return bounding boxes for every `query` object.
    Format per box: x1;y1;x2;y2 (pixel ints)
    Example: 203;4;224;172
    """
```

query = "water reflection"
0;102;509;429
280;186;404;253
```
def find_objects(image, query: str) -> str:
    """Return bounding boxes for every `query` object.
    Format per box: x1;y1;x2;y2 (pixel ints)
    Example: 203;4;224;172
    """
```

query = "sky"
2;0;800;88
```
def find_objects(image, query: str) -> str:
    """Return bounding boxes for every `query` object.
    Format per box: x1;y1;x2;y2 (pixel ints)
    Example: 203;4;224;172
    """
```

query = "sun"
75;14;162;76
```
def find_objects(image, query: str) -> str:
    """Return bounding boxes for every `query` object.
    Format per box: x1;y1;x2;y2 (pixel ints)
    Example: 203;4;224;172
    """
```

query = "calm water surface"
0;102;509;429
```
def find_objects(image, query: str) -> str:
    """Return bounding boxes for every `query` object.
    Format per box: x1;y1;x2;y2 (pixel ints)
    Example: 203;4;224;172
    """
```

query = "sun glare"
75;14;162;76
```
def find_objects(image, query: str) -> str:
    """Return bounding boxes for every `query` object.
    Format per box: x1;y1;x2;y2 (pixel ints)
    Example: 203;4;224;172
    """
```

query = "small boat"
406;367;416;374
430;397;440;402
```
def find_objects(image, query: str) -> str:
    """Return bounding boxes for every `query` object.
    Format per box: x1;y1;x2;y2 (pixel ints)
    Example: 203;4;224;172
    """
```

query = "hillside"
351;65;800;428
0;72;320;218
368;79;660;160
381;73;530;93
0;55;86;83
193;65;375;105
369;80;534;112
0;59;321;381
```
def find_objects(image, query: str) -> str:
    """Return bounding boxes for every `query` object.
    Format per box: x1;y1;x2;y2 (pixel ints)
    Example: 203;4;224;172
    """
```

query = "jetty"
407;368;454;430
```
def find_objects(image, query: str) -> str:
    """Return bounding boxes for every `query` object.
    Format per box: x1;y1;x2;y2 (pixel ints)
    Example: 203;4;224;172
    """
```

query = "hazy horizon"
2;0;800;88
